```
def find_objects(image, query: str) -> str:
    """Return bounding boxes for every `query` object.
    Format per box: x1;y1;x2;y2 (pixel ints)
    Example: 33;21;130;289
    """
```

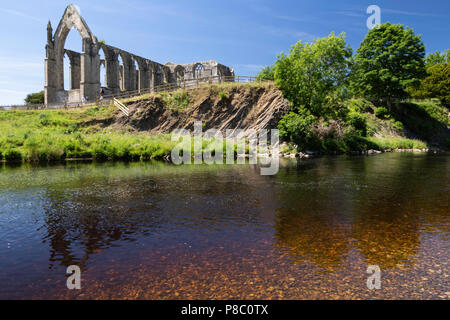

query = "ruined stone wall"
45;5;234;105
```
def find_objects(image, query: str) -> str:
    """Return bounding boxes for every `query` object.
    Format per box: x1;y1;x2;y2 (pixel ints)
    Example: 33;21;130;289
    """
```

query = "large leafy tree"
24;91;45;105
351;23;426;107
274;32;352;116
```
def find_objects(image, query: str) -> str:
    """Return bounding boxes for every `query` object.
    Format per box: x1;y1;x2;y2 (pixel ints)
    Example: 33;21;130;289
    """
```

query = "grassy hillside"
0;105;175;162
0;83;447;163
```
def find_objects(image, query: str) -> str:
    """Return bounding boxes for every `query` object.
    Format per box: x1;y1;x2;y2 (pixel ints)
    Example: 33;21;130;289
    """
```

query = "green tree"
278;111;317;149
274;32;352;116
255;64;275;81
409;63;450;106
25;91;45;105
425;50;450;69
351;23;426;107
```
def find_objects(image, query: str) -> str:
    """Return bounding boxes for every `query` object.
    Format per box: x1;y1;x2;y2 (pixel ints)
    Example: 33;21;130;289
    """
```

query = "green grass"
163;89;191;113
365;137;427;150
0;105;177;162
0;103;255;163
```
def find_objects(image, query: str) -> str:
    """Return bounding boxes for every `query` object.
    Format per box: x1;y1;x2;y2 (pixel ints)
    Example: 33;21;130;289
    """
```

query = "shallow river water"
0;153;448;299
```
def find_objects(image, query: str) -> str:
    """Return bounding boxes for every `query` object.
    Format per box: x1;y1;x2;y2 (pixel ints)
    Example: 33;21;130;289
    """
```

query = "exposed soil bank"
114;83;290;134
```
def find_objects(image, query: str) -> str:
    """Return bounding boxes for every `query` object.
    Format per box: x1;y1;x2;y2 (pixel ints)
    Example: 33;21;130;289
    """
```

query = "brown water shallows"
0;153;448;299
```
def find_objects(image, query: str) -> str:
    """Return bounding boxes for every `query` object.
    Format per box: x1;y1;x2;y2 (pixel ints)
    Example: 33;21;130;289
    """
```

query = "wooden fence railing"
1;75;265;112
113;98;129;116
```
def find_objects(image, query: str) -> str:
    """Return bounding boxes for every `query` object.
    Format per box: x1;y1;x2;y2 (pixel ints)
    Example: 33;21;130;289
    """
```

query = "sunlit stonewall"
171;122;280;176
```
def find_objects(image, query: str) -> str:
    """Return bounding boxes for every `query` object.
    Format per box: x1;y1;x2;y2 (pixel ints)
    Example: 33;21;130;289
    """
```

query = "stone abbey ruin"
45;5;234;105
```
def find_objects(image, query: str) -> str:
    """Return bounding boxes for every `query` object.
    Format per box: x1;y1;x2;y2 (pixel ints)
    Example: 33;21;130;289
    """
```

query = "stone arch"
174;65;185;82
64;49;81;90
45;5;100;104
117;51;132;91
193;63;204;79
162;66;170;83
97;45;120;94
54;5;98;96
134;57;151;92
153;64;164;87
130;56;139;91
98;48;107;88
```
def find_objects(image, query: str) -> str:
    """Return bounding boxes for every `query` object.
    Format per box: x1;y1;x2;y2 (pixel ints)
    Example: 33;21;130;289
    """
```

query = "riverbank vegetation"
259;23;449;153
0;106;176;162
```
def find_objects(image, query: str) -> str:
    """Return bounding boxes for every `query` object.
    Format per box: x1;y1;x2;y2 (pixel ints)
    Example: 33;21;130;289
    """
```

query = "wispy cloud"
0;57;42;74
258;24;317;40
236;64;264;72
0;56;43;104
0;89;29;95
106;0;188;18
296;31;317;41
274;15;310;23
335;11;365;18
383;8;438;17
0;7;45;23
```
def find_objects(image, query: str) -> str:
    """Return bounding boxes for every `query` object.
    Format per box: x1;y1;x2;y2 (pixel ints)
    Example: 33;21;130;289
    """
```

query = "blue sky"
0;0;449;105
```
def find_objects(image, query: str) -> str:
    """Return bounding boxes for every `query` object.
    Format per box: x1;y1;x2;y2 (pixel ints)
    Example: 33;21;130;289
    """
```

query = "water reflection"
29;162;276;270
0;154;448;299
275;209;351;271
274;154;449;271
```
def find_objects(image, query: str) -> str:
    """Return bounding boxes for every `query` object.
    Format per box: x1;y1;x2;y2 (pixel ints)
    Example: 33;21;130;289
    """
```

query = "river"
0;153;448;299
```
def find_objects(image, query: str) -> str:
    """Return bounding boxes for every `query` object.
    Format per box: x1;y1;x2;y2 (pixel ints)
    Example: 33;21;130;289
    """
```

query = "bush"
393;121;404;131
256;64;275;81
347;112;367;136
164;90;191;113
218;92;228;101
25;91;44;105
375;107;389;119
278;111;317;149
3;148;22;161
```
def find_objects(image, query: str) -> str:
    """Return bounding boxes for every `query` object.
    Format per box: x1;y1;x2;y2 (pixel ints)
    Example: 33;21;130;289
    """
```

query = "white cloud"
0;56;43;105
0;7;45;23
275;15;310;23
383;8;438;17
236;64;264;72
258;24;317;40
335;11;365;18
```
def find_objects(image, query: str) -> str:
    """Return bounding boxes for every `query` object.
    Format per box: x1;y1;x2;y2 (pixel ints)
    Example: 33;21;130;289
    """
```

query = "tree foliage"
351;23;426;105
409;63;450;106
278;111;316;149
25;91;45;105
255;64;275;81
425;50;450;69
274;32;352;116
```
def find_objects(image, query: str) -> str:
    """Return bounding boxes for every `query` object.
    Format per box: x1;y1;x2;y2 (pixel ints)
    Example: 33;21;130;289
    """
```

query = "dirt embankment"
113;83;290;134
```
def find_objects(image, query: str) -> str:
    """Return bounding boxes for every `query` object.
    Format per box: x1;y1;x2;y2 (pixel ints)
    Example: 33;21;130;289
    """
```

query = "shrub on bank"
375;107;389;119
